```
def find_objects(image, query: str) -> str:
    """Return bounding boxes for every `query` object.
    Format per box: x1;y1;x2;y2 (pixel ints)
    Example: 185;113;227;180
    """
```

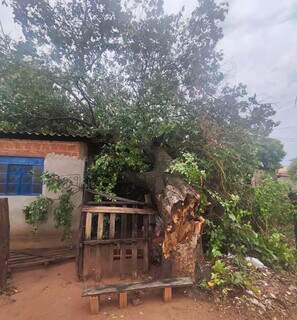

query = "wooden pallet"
77;205;155;280
8;247;75;271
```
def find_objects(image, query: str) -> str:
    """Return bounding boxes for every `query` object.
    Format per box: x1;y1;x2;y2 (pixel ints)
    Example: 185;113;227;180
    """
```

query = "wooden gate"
77;204;155;280
0;198;9;290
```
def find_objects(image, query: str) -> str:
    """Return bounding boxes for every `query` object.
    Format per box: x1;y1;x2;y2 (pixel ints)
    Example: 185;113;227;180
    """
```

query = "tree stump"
0;198;9;291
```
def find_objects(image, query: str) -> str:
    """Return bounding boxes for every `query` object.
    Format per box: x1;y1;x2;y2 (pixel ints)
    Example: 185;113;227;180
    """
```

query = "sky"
0;0;297;164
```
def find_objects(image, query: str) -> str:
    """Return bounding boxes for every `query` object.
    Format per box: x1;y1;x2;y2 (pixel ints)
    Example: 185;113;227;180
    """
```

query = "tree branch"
75;80;97;126
31;116;92;128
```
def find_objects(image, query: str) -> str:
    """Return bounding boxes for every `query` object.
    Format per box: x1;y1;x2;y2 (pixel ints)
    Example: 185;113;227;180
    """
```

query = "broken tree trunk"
126;145;204;279
0;198;9;291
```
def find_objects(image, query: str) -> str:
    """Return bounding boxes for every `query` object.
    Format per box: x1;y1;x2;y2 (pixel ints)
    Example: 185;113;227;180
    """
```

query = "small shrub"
24;172;76;239
24;197;52;232
207;258;253;292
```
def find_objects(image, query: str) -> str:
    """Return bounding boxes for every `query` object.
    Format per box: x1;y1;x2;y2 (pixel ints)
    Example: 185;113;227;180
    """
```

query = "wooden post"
89;296;100;314
143;242;149;272
121;214;127;238
119;292;128;308
163;287;172;302
120;245;126;279
0;198;9;291
97;213;104;240
76;210;85;280
85;212;92;240
95;247;102;282
132;214;138;238
131;244;138;279
109;213;116;239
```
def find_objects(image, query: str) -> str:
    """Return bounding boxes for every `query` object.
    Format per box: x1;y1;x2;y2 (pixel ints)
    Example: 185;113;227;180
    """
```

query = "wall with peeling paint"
0;138;87;249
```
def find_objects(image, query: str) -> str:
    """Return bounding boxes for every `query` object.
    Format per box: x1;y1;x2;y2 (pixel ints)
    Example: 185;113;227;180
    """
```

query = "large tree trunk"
127;145;204;279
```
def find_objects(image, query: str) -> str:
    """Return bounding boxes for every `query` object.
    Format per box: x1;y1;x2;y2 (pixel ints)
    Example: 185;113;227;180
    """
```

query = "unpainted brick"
0;139;81;157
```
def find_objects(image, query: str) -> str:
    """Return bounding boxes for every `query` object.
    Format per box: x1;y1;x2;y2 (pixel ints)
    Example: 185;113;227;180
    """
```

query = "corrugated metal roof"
0;129;93;141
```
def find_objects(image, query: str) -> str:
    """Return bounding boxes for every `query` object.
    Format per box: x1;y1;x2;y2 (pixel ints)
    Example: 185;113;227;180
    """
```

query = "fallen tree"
3;0;290;280
125;144;202;277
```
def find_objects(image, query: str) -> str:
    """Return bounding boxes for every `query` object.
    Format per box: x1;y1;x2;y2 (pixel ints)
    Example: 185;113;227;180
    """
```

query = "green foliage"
207;258;252;292
23;172;76;239
168;152;209;214
288;158;297;182
23;197;52;232
167;152;296;271
42;171;73;193
43;172;76;239
261;232;295;269
254;176;295;234
207;194;255;258
53;190;74;240
207;187;296;270
3;0;293;285
256;138;286;171
1;0;277;142
168;152;206;188
87;142;148;199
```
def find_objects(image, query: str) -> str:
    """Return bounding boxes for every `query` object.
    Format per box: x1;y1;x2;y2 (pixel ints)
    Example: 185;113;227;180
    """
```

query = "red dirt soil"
0;262;244;320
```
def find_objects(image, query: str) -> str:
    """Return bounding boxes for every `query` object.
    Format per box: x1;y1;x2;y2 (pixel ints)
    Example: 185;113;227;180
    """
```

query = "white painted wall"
1;151;86;249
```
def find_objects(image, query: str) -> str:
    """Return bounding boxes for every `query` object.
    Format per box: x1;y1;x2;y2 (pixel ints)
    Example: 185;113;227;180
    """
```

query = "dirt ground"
0;261;248;320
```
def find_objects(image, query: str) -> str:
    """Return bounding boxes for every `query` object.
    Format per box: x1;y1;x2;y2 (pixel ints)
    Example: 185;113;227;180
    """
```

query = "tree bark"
126;146;203;279
0;198;9;291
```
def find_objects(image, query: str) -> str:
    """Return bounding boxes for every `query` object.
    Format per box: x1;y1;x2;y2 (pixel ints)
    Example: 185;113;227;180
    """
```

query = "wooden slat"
87;201;145;206
85;190;145;205
131;244;138;279
88;246;96;277
82;277;194;296
120;245;126;279
143;242;149;272
9;255;75;270
82;206;155;215
85;212;93;240
83;246;91;279
97;213;104;240
163;287;172;302
76;210;85;279
120;214;127;238
109;214;116;239
119;292;128;308
9;247;75;271
143;215;149;239
89;296;100;314
108;245;114;277
132;215;138;238
95;247;102;282
84;238;145;246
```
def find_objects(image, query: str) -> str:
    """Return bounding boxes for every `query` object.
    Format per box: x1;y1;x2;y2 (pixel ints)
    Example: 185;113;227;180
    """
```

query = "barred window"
0;157;44;196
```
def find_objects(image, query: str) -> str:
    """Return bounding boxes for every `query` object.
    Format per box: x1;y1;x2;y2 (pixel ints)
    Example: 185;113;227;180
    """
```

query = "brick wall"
0;138;82;157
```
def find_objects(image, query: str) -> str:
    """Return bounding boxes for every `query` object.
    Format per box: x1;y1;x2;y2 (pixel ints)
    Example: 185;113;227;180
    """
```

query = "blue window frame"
0;156;44;196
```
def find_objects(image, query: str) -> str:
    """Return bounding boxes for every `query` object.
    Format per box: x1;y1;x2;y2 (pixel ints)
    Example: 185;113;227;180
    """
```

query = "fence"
77;203;155;280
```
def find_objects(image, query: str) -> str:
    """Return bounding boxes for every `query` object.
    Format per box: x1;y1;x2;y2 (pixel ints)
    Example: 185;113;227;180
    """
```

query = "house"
276;167;297;192
0;130;91;250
